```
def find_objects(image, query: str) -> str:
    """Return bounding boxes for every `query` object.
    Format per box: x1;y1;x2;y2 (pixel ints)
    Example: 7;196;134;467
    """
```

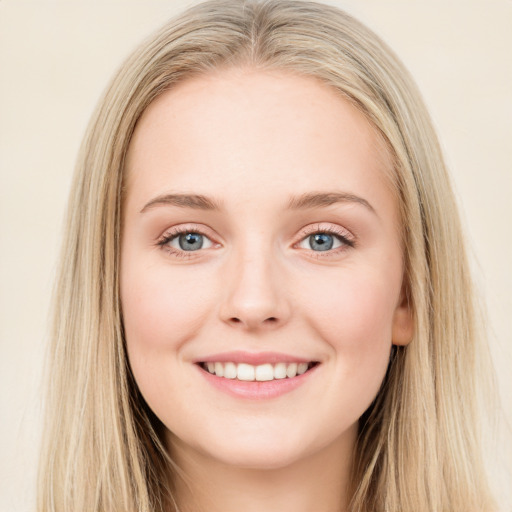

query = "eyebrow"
287;191;375;213
140;191;375;214
140;193;223;212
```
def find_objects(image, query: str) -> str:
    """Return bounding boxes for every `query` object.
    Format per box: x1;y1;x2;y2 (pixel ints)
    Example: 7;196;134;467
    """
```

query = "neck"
167;426;357;512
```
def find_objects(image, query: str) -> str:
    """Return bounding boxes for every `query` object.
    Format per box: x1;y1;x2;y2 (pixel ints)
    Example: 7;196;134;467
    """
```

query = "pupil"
179;233;203;251
310;233;333;251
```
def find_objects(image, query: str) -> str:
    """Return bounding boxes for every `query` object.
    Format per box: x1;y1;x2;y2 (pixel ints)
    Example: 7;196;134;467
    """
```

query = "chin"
201;440;309;470
168;423;314;471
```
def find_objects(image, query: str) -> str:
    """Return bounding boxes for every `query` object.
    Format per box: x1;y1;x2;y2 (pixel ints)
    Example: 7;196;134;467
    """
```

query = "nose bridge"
219;232;290;330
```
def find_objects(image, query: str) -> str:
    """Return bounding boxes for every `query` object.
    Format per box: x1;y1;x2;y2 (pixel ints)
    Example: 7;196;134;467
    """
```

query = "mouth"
197;361;320;382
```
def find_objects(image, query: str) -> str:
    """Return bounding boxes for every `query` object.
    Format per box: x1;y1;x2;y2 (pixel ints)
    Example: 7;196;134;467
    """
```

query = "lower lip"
196;364;320;400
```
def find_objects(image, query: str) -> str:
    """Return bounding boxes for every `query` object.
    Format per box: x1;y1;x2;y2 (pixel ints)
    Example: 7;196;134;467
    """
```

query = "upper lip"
194;351;318;366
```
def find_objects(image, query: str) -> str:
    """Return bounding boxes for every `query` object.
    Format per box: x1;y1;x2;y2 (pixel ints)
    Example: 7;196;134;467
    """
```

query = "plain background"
0;1;511;510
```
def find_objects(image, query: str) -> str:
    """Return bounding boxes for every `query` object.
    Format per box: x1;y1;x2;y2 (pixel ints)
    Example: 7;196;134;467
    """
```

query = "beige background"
0;1;510;510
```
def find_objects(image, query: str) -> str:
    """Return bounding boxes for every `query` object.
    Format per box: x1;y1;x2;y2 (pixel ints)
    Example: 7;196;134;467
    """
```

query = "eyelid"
157;223;218;243
299;222;353;237
156;223;221;259
292;223;356;258
156;222;356;259
294;223;355;245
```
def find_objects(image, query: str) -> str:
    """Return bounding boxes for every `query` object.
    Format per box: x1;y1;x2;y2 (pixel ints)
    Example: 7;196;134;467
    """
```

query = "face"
120;68;413;470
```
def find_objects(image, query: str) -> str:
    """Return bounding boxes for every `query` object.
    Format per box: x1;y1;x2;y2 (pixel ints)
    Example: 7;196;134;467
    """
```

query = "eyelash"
156;223;356;260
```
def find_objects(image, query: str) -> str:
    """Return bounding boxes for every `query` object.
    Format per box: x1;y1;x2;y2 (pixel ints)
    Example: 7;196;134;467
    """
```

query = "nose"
219;244;291;331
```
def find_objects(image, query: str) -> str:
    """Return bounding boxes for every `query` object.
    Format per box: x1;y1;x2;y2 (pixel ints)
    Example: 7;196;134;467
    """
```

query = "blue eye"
298;231;349;252
161;230;214;253
308;233;335;251
158;225;354;259
178;233;205;251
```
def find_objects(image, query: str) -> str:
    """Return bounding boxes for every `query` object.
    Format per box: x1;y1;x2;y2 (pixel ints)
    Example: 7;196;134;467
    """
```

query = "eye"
157;223;354;259
157;225;215;258
296;225;355;257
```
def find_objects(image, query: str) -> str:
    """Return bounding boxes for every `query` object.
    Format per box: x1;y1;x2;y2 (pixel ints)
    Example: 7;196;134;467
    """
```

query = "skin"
120;67;413;512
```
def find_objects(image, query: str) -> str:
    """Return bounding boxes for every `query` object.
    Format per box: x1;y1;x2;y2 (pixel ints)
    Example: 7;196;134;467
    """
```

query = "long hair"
38;1;497;510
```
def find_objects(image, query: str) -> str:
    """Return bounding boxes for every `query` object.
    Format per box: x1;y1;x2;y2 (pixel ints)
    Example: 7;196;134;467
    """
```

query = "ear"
391;284;414;346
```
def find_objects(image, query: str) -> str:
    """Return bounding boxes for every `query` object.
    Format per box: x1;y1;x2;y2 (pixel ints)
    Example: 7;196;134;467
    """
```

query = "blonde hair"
38;1;498;510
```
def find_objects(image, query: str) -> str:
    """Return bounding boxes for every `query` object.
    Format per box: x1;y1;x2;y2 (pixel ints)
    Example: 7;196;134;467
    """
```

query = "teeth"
214;362;224;377
224;362;237;379
202;361;315;381
286;363;297;378
237;363;255;381
274;362;287;379
297;362;308;375
255;363;274;381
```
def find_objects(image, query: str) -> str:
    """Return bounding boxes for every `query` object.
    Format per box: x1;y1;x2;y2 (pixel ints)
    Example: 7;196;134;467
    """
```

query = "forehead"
124;67;395;215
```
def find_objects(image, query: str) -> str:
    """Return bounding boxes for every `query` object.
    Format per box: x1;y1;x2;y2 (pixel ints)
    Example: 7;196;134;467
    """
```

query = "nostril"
226;316;280;328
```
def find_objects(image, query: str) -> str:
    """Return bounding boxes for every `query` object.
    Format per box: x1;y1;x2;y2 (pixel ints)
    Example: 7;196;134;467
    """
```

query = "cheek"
120;255;213;411
302;268;397;348
298;267;398;406
121;263;207;352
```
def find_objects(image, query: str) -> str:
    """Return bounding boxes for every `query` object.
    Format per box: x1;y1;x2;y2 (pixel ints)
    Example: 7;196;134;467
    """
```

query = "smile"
196;357;321;400
199;361;318;381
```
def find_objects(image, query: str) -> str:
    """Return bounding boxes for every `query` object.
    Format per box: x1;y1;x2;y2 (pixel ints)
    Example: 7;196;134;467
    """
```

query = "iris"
309;233;333;251
179;233;204;251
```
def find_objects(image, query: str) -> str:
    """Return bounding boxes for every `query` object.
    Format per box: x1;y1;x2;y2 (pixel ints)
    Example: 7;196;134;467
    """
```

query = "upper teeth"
203;362;311;381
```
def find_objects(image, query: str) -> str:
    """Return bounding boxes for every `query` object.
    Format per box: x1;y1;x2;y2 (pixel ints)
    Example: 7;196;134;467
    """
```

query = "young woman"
38;1;498;510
